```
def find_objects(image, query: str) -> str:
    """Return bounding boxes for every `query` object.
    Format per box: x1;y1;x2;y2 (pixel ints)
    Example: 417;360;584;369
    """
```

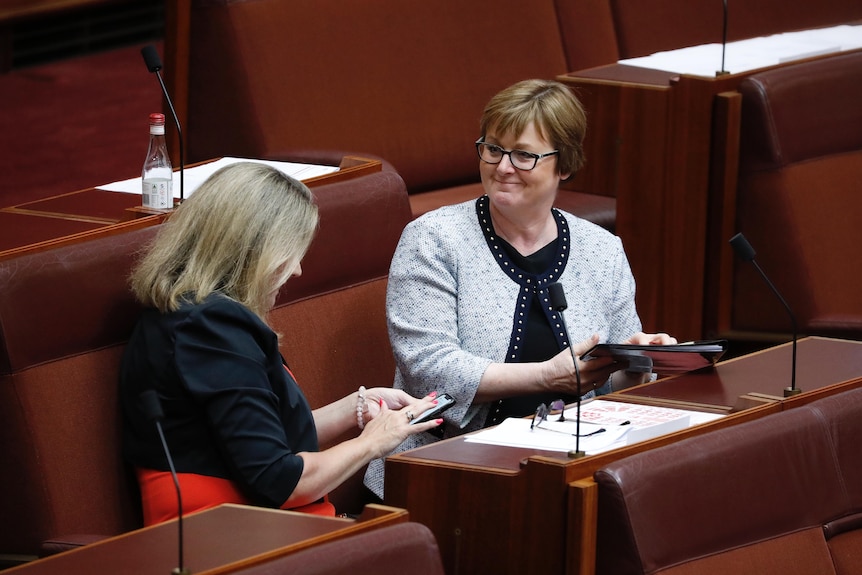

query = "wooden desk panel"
385;337;862;575
5;504;407;575
0;212;164;262
561;67;673;338
560;65;745;341
387;407;777;575
0;211;104;252
6;188;142;223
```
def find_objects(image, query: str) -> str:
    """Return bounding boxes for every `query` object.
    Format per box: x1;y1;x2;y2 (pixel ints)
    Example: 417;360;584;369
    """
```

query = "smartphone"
410;393;456;425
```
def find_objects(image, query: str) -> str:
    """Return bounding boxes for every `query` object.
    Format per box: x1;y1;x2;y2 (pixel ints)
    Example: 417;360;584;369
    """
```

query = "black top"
119;294;317;508
485;230;579;425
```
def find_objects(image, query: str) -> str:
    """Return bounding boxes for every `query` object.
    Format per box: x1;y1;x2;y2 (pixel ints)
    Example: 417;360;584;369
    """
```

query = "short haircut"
479;79;587;176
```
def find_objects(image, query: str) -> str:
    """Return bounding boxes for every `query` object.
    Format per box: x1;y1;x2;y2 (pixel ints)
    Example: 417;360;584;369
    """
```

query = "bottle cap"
148;113;166;126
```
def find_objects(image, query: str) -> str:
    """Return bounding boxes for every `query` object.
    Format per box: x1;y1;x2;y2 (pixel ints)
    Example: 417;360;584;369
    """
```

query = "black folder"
581;340;728;373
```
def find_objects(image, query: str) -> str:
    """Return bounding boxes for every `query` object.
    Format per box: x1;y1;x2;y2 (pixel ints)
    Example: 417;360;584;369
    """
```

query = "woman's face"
480;121;569;214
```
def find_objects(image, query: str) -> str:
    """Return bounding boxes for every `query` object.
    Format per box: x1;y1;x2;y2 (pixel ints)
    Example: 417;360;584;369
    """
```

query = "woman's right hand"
542;334;617;395
359;396;442;459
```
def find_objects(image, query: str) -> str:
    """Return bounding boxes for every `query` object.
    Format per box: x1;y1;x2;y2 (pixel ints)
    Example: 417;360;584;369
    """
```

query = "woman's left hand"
363;388;437;420
623;331;678;346
609;332;678;391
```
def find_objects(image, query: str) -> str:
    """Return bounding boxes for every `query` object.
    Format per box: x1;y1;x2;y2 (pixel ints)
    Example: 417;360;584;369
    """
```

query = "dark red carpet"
0;43;163;208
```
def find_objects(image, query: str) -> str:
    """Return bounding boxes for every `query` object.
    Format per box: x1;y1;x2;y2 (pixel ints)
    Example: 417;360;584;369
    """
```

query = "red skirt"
136;468;336;526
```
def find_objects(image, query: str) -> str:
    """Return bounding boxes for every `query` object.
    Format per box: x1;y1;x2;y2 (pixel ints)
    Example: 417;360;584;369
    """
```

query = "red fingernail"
379;398;384;407
435;419;443;425
429;391;438;398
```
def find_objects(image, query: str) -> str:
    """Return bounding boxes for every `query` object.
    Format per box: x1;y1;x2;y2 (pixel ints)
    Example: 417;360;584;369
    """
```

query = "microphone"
139;390;192;575
141;45;185;204
716;0;730;76
547;282;586;458
729;233;800;396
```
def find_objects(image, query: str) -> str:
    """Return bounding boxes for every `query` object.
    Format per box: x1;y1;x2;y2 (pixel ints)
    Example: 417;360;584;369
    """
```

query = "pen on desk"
589;420;630;426
535;425;607;438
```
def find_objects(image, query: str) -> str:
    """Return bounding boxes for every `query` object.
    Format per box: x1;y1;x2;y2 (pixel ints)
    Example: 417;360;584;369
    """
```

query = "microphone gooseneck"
547;282;586;458
717;0;729;76
139;390;191;575
729;233;799;396
140;45;185;204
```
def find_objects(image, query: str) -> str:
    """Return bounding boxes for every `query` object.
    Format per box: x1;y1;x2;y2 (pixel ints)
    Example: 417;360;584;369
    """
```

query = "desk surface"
564;63;678;86
621;336;862;410
396;337;862;474
385;337;862;575
6;504;407;575
0;156;382;261
0;211;105;251
6;188;143;222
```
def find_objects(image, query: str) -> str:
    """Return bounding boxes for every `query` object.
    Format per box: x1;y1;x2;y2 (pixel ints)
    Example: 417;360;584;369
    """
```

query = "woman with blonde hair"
120;162;440;523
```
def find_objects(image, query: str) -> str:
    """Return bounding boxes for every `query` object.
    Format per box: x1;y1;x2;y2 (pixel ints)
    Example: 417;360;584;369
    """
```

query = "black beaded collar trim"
474;195;571;362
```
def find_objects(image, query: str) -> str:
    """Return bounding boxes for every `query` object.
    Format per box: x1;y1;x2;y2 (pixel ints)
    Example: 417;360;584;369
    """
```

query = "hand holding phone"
410;393;456;425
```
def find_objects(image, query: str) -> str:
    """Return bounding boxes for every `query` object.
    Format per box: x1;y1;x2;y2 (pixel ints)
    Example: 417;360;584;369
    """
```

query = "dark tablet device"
580;340;728;373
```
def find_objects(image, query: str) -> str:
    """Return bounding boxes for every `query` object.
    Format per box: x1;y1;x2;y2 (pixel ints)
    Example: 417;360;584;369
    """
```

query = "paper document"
464;399;724;455
619;24;862;77
96;157;340;198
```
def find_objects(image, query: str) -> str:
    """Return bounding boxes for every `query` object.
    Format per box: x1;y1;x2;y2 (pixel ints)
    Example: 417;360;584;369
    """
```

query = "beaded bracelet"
356;386;367;430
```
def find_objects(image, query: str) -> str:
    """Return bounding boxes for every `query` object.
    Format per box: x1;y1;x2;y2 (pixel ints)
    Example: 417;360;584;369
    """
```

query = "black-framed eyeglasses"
530;400;605;438
475;139;559;171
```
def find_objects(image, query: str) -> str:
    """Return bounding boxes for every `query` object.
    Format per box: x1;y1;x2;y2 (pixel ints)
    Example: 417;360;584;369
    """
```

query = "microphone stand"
547;283;586;458
141;45;185;205
729;233;800;396
716;0;730;76
140;391;192;575
154;421;191;575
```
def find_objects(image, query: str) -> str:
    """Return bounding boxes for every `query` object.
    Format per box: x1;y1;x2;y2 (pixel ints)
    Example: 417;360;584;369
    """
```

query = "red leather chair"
229;522;445;575
731;50;862;340
593;387;862;575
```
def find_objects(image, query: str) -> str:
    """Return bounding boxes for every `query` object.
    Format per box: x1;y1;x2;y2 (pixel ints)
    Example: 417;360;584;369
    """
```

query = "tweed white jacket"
364;196;641;497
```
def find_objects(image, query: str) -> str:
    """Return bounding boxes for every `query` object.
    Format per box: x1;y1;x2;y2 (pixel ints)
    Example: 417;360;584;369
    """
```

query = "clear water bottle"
142;113;173;209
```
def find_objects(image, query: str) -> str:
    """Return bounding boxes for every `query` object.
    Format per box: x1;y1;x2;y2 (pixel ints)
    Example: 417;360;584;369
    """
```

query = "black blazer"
119;294;317;507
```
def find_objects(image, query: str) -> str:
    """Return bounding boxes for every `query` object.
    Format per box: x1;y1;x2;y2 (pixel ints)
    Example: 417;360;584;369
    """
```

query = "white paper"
464;399;724;455
96;157;340;198
619;24;862;77
465;417;632;454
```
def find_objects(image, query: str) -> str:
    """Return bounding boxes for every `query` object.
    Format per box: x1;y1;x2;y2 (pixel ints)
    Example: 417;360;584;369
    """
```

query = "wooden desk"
0;156;382;262
4;503;407;575
384;337;862;575
621;336;862;412
558;52;857;341
558;64;727;341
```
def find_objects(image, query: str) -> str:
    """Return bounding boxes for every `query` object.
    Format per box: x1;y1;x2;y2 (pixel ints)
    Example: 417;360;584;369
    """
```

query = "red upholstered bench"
180;0;616;226
593;387;862;575
732;50;862;340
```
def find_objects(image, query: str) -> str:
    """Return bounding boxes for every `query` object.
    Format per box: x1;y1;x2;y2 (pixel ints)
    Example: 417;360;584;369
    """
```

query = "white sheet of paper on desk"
95;157;340;198
464;417;631;454
464;399;724;455
619;24;862;77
